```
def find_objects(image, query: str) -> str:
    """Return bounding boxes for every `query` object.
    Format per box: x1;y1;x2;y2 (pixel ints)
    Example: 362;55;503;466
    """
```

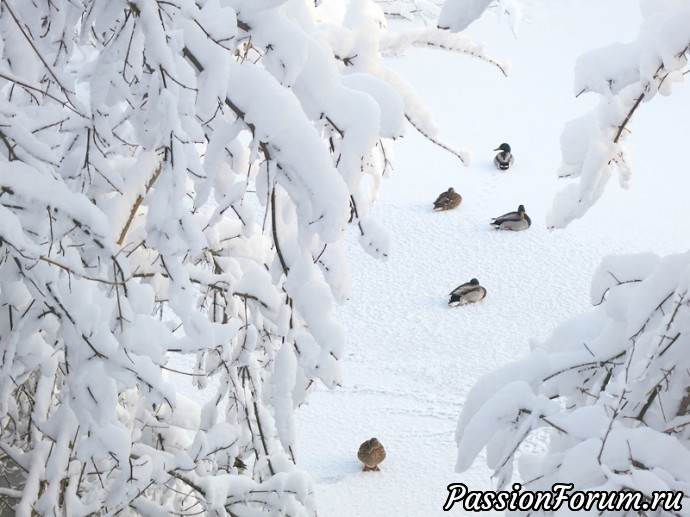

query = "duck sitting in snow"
433;187;462;211
491;204;531;231
358;438;386;471
493;143;514;171
449;278;487;306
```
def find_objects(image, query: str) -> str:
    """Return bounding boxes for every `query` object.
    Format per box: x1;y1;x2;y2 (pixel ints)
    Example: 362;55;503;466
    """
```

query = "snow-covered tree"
456;2;690;514
547;0;690;229
375;0;442;24
0;0;505;514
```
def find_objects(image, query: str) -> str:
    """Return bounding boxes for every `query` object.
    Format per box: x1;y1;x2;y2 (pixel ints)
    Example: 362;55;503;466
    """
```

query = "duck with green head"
493;143;514;171
449;278;487;306
491;204;531;231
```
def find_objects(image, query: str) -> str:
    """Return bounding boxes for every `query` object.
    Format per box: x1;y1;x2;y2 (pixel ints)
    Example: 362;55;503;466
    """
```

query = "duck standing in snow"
448;278;487;306
433;187;462;211
357;438;386;471
491;204;531;231
493;143;514;171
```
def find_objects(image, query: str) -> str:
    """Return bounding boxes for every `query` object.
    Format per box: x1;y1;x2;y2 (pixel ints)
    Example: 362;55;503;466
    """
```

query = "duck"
433;187;462;211
493;143;514;171
491;204;531;231
357;437;386;471
448;278;487;306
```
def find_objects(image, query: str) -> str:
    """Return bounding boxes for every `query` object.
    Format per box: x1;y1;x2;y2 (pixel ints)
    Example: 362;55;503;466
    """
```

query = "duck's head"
494;143;511;153
469;278;479;285
448;187;455;193
518;204;526;218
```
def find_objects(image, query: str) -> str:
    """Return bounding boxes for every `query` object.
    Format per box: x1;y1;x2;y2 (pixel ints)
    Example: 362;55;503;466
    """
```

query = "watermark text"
443;483;685;513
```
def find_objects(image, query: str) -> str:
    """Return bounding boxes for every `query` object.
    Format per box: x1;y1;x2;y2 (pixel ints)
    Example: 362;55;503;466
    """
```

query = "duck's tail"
448;295;465;306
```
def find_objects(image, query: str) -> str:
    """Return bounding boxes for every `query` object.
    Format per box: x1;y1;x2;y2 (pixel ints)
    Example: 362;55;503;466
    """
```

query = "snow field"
295;1;690;515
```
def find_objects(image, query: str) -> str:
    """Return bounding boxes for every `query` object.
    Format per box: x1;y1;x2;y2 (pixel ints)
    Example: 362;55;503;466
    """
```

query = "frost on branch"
0;0;508;514
456;251;690;512
547;2;690;228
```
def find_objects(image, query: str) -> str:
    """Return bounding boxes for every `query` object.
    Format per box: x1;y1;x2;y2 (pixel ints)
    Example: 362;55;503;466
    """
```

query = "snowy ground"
293;1;690;515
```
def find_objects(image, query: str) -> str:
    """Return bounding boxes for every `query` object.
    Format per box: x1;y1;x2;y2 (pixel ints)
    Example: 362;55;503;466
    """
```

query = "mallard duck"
433;187;462;211
448;278;487;306
491;204;531;231
493;143;514;171
357;438;386;471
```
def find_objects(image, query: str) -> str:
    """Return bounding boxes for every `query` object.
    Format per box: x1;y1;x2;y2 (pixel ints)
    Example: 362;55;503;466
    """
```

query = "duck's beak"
493;147;501;152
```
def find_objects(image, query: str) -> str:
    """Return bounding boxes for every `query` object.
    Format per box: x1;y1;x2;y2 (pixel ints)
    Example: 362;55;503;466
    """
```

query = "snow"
341;73;407;137
285;255;346;387
4;0;690;513
545;0;690;228
285;1;690;515
437;0;494;32
225;60;353;243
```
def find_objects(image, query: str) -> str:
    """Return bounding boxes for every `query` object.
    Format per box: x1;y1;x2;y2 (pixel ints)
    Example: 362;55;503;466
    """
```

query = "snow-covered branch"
456;6;690;509
547;2;690;228
457;252;690;511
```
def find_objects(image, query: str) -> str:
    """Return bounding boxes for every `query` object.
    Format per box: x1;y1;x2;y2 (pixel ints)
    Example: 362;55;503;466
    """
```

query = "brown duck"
433;187;462;211
357;437;386;471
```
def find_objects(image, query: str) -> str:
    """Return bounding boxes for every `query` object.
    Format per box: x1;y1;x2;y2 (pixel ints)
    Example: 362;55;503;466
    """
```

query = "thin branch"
613;92;646;143
270;186;289;276
1;0;79;108
405;114;467;164
117;163;163;246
